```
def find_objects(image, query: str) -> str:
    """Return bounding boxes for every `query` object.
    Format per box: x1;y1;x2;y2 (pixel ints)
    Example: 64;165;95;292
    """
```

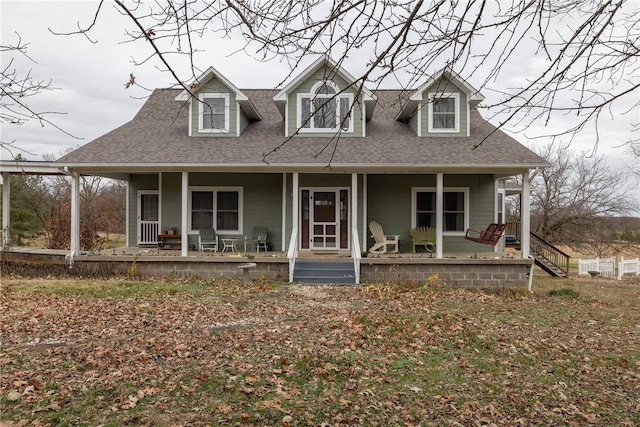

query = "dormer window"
298;81;353;132
198;93;229;132
428;93;459;133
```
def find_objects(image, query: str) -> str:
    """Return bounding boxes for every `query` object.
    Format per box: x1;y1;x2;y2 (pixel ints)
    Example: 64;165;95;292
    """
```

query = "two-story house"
3;56;549;286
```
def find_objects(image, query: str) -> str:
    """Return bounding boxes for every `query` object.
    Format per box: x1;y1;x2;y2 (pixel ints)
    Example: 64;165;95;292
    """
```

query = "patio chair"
410;226;436;253
464;223;506;246
198;229;218;253
368;221;399;254
244;226;268;253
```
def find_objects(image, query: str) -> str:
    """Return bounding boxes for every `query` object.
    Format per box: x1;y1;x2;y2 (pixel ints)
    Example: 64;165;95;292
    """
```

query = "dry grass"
1;275;639;426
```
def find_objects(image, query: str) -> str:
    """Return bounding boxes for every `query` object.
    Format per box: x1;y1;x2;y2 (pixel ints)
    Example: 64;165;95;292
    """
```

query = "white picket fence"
578;257;640;280
618;257;640;280
578;258;616;279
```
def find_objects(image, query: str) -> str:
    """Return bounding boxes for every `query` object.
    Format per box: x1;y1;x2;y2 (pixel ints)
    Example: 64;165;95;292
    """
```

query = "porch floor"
2;245;523;261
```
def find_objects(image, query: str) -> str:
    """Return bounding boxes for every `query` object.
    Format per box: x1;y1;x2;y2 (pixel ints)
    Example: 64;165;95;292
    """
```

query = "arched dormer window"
297;80;353;132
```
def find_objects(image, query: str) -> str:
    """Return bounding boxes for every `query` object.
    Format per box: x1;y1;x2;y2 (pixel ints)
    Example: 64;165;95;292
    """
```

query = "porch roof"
57;88;548;174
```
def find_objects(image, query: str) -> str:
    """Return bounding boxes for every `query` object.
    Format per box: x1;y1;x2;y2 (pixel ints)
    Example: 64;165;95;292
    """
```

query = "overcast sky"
1;0;638;210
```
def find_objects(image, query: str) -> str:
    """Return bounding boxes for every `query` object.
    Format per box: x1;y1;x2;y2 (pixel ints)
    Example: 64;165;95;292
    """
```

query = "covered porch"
1;163;535;287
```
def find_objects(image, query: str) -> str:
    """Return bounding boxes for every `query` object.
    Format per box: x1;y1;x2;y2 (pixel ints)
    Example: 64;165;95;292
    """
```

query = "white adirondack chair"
368;221;400;254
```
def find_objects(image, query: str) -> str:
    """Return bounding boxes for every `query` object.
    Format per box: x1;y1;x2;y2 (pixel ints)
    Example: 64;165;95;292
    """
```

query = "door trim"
300;187;350;251
137;190;159;244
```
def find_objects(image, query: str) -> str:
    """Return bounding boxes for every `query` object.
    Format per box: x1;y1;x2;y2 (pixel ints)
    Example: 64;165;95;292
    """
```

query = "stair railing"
287;228;298;283
530;231;571;277
351;229;361;284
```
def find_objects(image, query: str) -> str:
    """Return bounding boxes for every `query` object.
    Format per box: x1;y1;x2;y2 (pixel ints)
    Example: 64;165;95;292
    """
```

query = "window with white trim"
298;81;353;132
189;187;242;233
198;93;229;132
412;187;469;234
427;93;459;132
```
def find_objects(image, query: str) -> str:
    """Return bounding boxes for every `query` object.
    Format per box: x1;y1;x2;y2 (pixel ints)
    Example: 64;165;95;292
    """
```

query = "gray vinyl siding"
408;109;418;134
366;174;498;253
161;172;182;235
239;108;250;134
187;172;283;250
444;174;497;251
190;78;238;137
367;175;417;253
287;66;364;137
299;173;352;187
128;174;159;247
128;172;497;252
420;77;468;137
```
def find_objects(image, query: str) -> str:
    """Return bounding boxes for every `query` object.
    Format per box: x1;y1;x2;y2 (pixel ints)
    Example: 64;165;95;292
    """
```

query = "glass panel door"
138;192;159;244
311;191;337;249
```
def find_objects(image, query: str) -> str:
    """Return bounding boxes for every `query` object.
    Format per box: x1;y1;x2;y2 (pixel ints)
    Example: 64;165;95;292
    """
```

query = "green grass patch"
547;287;580;298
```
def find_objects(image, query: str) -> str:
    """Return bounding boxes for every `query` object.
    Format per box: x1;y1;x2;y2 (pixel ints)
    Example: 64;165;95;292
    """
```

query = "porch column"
292;172;299;250
2;172;9;249
158;172;163;242
520;170;531;258
181;171;189;256
125;181;130;248
351;173;358;250
282;173;287;251
362;173;368;252
436;172;444;258
70;172;80;256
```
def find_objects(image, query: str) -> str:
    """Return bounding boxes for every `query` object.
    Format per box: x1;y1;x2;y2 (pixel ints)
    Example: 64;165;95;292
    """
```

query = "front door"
300;188;349;250
311;191;337;249
138;191;159;244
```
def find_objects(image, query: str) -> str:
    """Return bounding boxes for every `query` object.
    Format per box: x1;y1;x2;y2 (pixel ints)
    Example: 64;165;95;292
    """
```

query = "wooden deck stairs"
506;223;570;278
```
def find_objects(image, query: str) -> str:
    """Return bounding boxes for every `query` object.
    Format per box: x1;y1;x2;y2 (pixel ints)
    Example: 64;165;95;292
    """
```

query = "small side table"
158;234;182;250
221;238;238;253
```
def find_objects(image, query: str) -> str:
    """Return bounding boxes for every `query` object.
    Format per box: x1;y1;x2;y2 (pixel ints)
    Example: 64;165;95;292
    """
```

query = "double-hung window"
198;93;229;132
298;81;353;132
412;187;468;234
427;93;459;133
189;187;242;233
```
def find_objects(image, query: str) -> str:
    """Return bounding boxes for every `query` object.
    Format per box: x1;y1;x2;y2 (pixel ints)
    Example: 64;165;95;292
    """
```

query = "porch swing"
464;223;507;246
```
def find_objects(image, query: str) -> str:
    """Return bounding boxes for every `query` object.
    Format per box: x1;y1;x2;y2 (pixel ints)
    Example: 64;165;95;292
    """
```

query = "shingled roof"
58;88;547;173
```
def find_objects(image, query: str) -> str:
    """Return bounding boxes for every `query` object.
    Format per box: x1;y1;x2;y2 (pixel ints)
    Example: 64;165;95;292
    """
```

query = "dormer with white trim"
396;68;484;137
175;66;261;137
273;57;377;137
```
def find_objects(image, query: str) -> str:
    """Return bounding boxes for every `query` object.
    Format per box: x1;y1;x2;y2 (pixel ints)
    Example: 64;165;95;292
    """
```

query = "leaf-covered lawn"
1;276;639;426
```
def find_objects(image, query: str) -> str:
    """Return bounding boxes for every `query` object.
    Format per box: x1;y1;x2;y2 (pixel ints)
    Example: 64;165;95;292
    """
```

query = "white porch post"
181;171;189;256
493;177;500;253
351;173;358;243
521;170;531;258
2;172;10;249
125;180;130;248
362;173;368;251
282;173;287;251
158;172;163;241
292;172;299;250
436;172;444;258
70;172;80;255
